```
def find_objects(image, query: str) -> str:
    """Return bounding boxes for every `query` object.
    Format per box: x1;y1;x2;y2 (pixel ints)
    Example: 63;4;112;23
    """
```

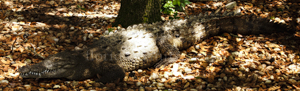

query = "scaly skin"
19;12;292;83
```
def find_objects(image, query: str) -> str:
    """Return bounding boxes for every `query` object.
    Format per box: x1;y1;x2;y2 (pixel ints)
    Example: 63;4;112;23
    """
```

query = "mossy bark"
112;0;162;28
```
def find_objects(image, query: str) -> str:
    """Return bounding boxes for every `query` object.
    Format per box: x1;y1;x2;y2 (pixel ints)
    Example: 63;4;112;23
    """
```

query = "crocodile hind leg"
95;61;125;83
155;35;181;68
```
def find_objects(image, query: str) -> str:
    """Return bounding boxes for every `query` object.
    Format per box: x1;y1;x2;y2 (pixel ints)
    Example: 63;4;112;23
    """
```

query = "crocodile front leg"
155;35;181;67
94;61;125;83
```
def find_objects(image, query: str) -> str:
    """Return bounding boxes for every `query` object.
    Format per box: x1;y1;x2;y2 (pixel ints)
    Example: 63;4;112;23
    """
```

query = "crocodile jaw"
18;64;69;78
18;51;82;79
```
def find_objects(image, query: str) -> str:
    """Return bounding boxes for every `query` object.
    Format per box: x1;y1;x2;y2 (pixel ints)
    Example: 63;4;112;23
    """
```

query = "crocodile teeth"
21;69;58;76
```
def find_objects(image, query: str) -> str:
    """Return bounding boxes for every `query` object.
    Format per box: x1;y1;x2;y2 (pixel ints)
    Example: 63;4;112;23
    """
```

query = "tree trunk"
112;0;162;28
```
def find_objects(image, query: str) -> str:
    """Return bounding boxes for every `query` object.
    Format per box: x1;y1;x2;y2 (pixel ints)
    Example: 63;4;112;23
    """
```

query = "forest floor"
0;0;300;90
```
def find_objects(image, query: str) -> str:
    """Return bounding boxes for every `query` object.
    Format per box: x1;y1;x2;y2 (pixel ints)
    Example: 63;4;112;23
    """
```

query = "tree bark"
112;0;162;27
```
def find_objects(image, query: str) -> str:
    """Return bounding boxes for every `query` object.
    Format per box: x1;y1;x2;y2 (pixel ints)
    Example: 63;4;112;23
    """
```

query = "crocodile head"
18;50;93;80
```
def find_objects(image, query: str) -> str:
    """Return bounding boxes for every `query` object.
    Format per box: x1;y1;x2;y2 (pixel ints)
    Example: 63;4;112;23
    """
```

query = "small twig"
28;43;45;59
10;37;18;55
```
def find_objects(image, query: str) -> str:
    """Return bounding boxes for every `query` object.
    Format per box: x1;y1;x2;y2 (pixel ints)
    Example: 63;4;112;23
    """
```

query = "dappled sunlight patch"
0;0;300;91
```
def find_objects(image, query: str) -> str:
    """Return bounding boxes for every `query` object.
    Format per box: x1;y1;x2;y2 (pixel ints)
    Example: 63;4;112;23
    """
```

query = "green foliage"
161;0;191;20
108;27;114;33
77;5;86;11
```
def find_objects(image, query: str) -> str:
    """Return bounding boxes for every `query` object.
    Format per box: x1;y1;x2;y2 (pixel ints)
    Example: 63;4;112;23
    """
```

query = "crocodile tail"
218;14;292;35
184;12;293;50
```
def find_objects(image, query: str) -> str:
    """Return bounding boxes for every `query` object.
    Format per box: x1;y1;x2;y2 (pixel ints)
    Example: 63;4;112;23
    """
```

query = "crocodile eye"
53;58;61;62
63;64;73;68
